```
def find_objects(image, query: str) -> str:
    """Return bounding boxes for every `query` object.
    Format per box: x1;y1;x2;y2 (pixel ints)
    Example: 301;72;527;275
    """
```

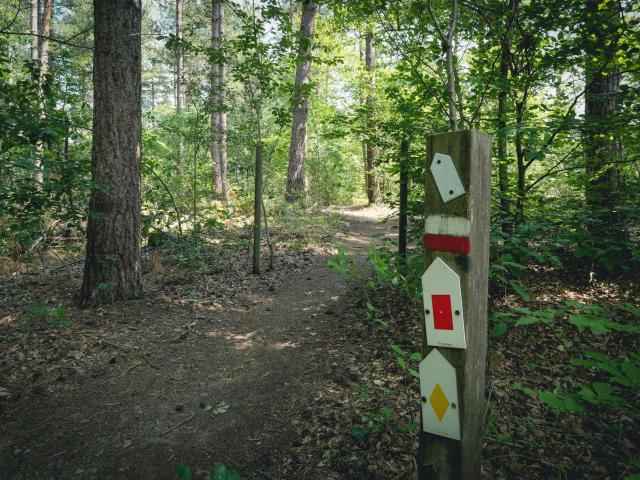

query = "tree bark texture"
252;143;264;274
78;0;142;307
364;32;381;204
38;0;53;83
445;0;459;131
583;0;628;249
211;0;229;202
497;0;516;223
175;0;185;111
514;101;525;224
175;0;185;165
286;0;318;202
398;139;409;259
30;0;39;63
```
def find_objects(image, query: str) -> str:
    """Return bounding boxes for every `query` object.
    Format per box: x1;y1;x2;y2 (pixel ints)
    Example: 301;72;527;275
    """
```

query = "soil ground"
1;205;638;480
0;206;398;480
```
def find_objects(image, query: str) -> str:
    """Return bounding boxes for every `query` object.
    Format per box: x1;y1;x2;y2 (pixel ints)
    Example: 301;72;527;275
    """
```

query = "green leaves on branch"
390;344;421;379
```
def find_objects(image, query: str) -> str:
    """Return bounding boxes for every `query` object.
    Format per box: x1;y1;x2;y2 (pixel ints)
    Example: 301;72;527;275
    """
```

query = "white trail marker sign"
419;348;461;440
422;257;466;349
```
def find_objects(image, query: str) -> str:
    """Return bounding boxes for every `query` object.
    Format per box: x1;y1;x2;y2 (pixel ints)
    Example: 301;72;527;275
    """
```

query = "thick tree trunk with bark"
583;0;629;256
211;0;229;203
38;0;53;83
364;32;380;204
285;0;318;202
78;0;142;307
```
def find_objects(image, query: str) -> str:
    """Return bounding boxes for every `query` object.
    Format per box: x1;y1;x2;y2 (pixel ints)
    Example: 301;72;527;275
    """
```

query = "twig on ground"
121;360;143;376
170;331;189;343
100;340;130;352
256;470;278;480
45;450;66;460
143;353;160;370
160;412;195;436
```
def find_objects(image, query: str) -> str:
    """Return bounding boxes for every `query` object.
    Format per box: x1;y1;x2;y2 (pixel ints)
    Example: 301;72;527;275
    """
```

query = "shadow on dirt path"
0;206;398;480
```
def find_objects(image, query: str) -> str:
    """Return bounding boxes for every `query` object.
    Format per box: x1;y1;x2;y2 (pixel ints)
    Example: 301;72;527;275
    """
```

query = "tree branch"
2;31;92;50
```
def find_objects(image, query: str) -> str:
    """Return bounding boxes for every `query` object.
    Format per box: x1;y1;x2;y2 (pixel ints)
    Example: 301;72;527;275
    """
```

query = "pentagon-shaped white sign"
422;257;466;349
419;348;461;440
430;153;465;203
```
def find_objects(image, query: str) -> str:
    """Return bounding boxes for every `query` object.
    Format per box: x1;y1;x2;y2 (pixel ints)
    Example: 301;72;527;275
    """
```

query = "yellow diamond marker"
429;383;449;421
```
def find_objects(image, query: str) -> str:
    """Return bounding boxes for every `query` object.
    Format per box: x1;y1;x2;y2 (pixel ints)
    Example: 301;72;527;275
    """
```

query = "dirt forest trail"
0;206;399;480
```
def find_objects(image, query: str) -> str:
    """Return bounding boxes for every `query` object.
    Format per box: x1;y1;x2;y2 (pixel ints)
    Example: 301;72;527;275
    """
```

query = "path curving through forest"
0;206;398;480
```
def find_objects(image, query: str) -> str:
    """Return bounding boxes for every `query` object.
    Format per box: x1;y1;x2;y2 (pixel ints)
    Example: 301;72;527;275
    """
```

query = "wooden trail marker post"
417;130;492;479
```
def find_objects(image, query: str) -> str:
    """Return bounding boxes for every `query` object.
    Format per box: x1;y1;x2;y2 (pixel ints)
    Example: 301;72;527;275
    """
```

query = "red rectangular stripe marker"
431;294;454;330
424;233;471;255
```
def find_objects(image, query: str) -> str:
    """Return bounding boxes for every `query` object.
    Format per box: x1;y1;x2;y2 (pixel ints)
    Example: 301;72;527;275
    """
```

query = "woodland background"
0;0;639;478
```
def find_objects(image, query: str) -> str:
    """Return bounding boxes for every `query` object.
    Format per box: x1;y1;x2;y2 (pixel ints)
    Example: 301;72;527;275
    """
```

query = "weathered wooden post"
417;130;492;479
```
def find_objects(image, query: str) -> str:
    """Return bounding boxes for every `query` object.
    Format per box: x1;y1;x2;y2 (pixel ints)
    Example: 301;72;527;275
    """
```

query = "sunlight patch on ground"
269;341;298;350
206;330;261;350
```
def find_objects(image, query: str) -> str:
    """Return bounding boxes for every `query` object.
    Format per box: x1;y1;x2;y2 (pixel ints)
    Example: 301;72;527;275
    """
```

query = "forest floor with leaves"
0;206;638;480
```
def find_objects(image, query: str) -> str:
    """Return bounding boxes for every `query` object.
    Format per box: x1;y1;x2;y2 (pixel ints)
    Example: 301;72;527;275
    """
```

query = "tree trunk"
175;0;184;165
30;0;39;64
211;0;229;203
78;0;142;307
252;143;263;275
38;0;53;83
398;139;409;261
364;32;380;204
497;0;516;224
583;0;629;255
285;0;318;202
444;0;459;131
514;101;525;224
175;0;184;111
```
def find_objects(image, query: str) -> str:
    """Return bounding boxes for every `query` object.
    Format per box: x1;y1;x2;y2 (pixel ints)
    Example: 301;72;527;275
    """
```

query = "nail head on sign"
421;396;427;403
451;403;457;409
425;309;430;315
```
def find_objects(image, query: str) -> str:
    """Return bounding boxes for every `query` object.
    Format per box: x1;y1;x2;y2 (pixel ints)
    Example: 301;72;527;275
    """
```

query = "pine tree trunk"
78;0;142;307
285;0;318;202
211;0;229;203
364;32;380;204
